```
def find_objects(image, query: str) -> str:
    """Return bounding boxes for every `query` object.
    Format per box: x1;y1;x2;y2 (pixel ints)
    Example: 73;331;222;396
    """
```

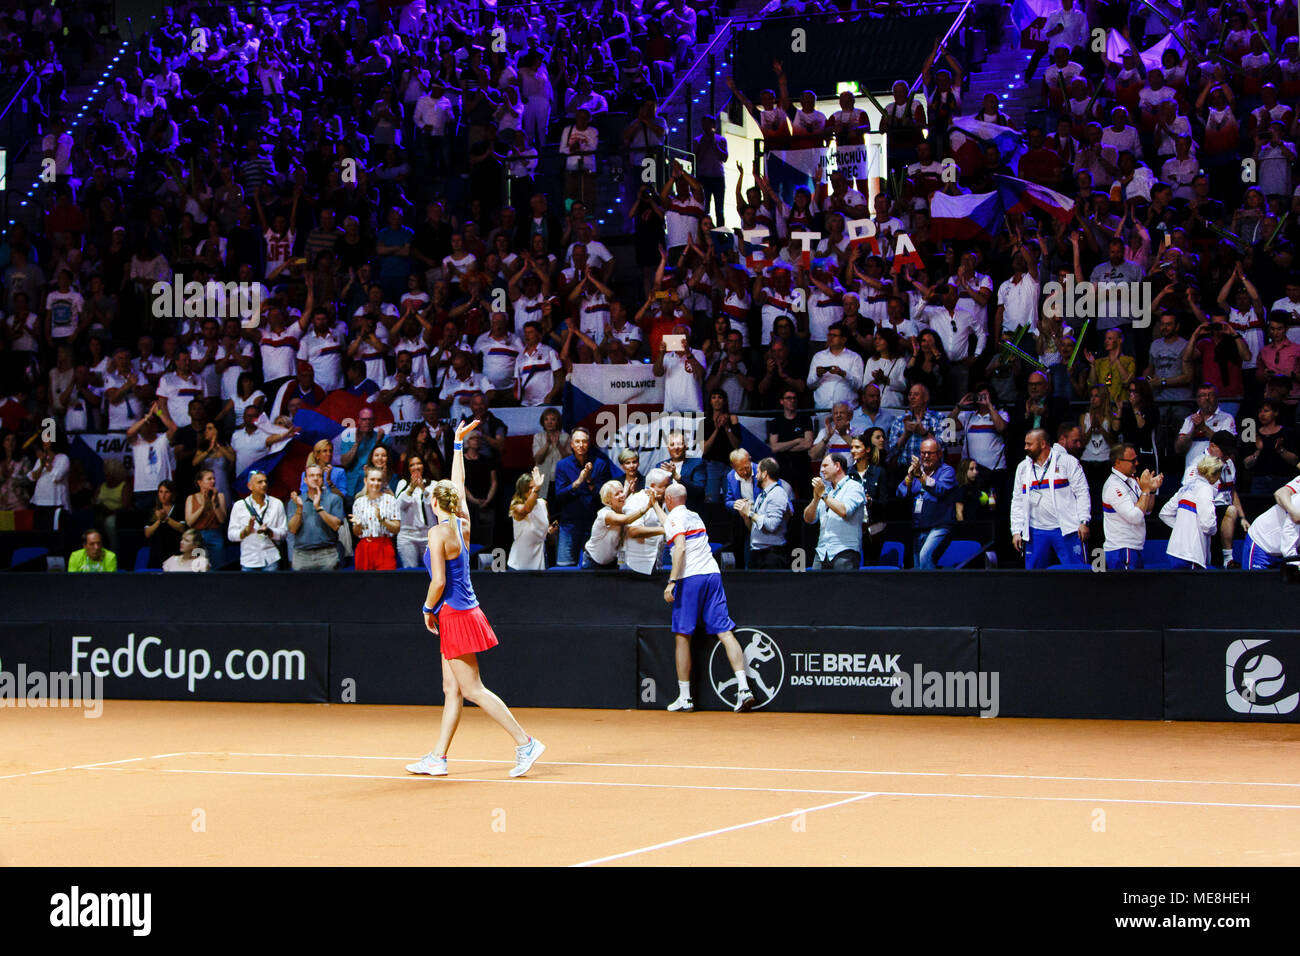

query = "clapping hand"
1138;469;1164;494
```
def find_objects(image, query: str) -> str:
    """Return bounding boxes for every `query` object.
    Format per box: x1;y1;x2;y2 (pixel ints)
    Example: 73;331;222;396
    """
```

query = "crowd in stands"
3;0;1300;573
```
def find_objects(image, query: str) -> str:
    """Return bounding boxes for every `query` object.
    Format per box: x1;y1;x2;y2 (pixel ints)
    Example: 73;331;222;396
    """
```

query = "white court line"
152;767;870;797
211;751;1300;790
571;793;879;867
0;756;145;781
137;766;1300;810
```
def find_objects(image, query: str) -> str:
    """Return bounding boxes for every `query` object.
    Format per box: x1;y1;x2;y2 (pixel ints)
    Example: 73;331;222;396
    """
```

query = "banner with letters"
637;626;979;714
765;136;887;206
47;623;328;703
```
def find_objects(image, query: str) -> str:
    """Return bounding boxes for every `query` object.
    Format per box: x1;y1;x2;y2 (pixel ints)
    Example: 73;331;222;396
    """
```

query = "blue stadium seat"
936;540;982;569
878;541;904;568
860;566;902;571
134;548;152;571
1142;539;1170;569
7;546;48;570
1233;539;1245;565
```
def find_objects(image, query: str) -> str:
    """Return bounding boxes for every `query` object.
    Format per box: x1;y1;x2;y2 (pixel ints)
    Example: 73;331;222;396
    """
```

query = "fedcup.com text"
0;664;103;718
71;634;307;693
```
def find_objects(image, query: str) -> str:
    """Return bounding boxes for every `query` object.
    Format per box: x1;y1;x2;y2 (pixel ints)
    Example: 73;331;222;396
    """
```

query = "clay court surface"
4;701;1300;866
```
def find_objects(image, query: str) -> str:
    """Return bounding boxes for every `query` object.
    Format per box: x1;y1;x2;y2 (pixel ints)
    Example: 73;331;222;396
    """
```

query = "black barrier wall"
2;572;1300;722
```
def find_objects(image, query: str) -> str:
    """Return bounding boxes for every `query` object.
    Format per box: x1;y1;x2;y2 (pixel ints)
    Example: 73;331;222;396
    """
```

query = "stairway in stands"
964;42;1039;130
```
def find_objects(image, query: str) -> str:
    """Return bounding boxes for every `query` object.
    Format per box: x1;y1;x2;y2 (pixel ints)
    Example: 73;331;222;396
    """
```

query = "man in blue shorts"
655;482;755;712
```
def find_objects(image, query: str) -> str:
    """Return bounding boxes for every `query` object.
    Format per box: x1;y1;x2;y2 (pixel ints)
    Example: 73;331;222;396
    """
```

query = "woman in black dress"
1118;378;1159;474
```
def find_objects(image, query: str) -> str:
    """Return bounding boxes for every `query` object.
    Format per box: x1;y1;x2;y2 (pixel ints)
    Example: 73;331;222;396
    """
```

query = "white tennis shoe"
406;753;448;776
734;690;756;712
667;696;695;712
510;737;546;777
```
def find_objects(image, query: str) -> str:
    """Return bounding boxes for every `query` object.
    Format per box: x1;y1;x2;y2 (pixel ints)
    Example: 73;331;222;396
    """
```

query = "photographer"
228;469;287;572
1182;315;1250;413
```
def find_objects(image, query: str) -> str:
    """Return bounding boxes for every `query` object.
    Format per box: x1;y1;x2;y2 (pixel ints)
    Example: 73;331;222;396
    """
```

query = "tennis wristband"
453;441;463;452
422;605;436;614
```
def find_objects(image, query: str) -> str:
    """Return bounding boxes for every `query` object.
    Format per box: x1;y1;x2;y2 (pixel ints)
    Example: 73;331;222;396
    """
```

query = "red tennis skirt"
354;536;396;570
438;604;500;659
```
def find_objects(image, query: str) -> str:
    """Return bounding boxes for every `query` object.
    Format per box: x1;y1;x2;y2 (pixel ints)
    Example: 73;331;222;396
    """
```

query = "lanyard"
247;497;266;526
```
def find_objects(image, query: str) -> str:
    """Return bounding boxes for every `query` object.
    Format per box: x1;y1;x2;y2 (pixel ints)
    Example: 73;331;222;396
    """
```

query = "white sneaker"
509;737;546;777
406;753;448;776
734;690;756;713
667;696;695;712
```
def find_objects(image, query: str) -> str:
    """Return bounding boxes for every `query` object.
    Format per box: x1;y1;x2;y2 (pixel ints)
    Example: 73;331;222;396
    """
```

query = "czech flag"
994;174;1075;224
234;390;393;500
949;116;1027;172
930;190;1002;241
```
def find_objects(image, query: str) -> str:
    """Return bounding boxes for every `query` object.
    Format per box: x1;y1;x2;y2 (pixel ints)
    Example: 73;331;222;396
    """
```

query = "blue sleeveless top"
424;517;478;613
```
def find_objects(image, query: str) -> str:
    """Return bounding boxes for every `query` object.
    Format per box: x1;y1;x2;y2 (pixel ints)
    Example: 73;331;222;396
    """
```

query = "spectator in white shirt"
298;308;346;391
350;466;401;569
1174;384;1237;472
162;529;211;572
228;469;287;571
654;323;706;413
157;351;208;428
26;434;71;529
582;479;655;568
473;311;525;393
378;349;431;422
560;109;599;205
1101;108;1142;160
393;453;438;569
514;322;565;406
437;350;489;422
807;323;866;409
126;402;177;513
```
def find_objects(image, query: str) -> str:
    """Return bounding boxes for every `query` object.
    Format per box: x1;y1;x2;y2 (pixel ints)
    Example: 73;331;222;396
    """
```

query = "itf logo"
1225;639;1298;715
710;628;784;710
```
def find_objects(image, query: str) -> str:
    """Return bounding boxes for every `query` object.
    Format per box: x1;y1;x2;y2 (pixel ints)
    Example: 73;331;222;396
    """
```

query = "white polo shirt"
1178;409;1237;472
298;329;346;391
1246;476;1300;555
957;409;1009;470
259;327;300;382
996;273;1040;335
515;343;562;406
156;371;207;427
664;506;720;577
662;348;706;413
474;331;524;389
438;369;488;422
1101;468;1147;551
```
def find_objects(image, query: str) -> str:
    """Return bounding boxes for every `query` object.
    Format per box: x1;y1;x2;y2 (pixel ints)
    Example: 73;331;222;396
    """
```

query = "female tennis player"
407;419;546;778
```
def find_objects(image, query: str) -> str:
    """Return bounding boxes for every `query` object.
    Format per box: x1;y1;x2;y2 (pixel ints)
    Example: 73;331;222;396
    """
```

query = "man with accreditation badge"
1100;443;1164;569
